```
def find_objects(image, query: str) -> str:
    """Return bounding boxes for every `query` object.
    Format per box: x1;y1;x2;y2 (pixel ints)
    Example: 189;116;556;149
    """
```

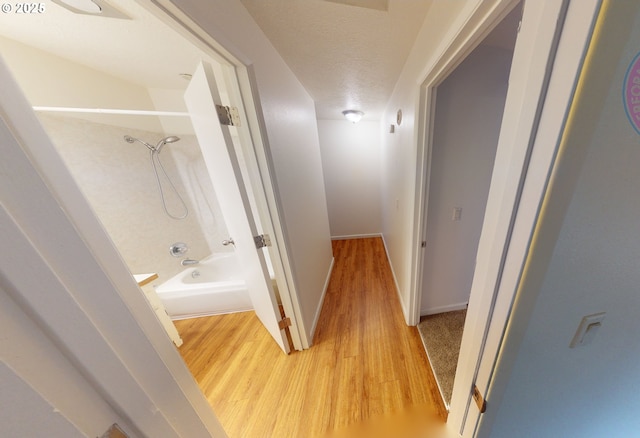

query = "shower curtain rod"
32;106;190;117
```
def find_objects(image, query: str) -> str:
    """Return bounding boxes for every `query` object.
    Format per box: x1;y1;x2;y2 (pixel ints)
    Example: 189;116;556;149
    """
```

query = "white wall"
172;0;334;341
2;37;235;298
421;45;512;314
483;2;640;436
38;114;228;284
380;1;476;319
317;119;382;238
0;36;163;133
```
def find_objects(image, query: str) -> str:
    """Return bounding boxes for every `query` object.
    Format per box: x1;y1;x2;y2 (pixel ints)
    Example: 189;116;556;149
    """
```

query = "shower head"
156;135;180;153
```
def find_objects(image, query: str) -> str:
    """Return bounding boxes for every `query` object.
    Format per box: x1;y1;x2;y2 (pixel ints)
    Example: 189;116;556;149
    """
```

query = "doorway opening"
0;0;300;422
416;3;521;409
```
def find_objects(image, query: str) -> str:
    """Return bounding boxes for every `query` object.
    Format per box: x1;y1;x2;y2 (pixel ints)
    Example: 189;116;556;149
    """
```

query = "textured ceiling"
0;1;515;125
239;0;433;120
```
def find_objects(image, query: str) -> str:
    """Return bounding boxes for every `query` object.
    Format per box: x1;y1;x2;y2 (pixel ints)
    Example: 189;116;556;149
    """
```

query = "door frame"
412;0;522;411
184;60;290;353
147;0;312;350
144;0;308;350
416;7;521;321
0;57;228;437
410;0;602;435
1;0;310;435
410;0;522;330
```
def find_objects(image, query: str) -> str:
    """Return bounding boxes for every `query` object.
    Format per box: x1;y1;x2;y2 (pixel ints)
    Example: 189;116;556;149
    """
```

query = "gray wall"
317;119;382;238
421;45;512;314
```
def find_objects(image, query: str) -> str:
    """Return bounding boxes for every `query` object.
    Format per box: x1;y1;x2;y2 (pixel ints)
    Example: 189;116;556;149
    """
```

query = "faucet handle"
170;242;188;257
222;238;235;247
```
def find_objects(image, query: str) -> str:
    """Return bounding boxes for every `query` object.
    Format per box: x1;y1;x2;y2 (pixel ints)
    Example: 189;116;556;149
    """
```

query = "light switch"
452;207;462;221
570;312;605;348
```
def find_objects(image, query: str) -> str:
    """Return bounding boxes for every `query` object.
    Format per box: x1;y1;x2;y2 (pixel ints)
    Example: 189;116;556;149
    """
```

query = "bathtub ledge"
133;273;158;287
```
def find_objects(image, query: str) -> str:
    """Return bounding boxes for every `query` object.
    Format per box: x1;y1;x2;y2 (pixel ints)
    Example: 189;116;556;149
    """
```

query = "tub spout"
181;258;199;266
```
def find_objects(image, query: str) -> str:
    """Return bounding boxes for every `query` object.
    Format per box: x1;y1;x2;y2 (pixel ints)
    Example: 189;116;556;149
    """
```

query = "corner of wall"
307;256;335;343
380;233;412;324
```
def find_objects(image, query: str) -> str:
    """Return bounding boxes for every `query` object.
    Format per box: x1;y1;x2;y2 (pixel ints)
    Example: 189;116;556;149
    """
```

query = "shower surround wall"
38;113;230;283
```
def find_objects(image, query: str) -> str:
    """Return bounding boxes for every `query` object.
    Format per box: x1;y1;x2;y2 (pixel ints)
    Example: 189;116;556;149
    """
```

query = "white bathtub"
155;252;253;320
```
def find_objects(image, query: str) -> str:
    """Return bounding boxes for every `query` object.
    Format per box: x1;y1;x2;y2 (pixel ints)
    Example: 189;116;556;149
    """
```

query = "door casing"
410;0;603;435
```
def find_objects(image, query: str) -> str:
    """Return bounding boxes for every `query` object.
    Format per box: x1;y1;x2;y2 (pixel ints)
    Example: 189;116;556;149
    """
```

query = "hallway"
174;237;446;437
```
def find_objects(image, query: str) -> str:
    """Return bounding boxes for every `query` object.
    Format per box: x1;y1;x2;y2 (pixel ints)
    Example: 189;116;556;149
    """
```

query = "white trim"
381;234;405;316
32;106;189;117
420;303;468;317
308;257;335;341
330;233;382;240
409;0;513;327
411;0;521;327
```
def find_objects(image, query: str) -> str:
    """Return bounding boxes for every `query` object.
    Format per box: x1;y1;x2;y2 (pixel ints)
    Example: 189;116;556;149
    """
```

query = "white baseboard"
308;256;335;342
330;233;382;240
380;234;406;319
420;302;468;316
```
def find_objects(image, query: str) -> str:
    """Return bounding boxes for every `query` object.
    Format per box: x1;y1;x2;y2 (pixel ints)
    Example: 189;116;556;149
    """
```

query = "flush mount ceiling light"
52;0;101;13
342;110;364;123
51;0;130;19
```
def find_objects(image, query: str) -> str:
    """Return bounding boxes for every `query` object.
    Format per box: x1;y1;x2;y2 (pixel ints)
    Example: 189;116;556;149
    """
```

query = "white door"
184;61;290;353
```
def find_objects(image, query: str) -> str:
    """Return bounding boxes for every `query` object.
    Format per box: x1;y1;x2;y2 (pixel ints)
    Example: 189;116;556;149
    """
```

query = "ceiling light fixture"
52;0;102;13
51;0;130;19
342;110;364;123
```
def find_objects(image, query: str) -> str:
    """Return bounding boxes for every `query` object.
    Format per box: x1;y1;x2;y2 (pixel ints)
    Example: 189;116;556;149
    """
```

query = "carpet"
417;309;467;408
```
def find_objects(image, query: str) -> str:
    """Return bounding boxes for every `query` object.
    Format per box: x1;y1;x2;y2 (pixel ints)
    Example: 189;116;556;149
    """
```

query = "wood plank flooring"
174;237;446;437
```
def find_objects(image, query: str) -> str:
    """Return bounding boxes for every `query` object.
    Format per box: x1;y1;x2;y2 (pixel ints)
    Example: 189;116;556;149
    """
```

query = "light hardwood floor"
174;237;446;437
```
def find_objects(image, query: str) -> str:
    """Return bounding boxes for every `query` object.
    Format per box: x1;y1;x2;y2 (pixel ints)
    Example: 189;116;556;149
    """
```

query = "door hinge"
278;317;292;330
472;384;487;413
216;104;241;126
254;234;272;249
